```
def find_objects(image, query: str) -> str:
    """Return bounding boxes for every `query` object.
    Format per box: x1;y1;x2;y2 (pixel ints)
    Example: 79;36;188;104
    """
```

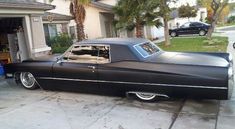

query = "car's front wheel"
199;30;206;36
20;72;38;90
135;92;157;101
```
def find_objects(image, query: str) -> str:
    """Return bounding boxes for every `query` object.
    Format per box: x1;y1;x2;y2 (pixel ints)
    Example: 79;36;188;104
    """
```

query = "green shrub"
228;16;235;23
47;33;73;53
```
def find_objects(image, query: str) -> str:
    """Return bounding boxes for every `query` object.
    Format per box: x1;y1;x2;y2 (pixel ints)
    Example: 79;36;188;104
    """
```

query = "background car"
169;22;211;37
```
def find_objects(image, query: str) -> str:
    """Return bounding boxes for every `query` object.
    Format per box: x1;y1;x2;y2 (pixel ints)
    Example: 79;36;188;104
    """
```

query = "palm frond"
70;2;75;17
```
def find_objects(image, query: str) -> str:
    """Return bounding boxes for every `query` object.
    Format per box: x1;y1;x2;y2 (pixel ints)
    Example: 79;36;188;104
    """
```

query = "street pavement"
0;28;235;129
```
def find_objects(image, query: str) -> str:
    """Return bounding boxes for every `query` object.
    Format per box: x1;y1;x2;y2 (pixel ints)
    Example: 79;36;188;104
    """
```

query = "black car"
169;22;211;37
4;38;234;101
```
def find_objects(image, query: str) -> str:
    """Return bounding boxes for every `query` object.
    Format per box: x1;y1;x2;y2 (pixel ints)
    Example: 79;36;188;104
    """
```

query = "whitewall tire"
199;30;206;36
135;92;157;101
20;72;38;90
170;32;177;37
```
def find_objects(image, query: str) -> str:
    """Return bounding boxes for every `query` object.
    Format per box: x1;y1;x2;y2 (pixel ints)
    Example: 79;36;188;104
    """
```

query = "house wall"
30;15;51;56
48;0;111;39
229;0;235;3
84;7;105;39
229;10;235;17
169;0;197;8
37;0;50;4
99;0;117;6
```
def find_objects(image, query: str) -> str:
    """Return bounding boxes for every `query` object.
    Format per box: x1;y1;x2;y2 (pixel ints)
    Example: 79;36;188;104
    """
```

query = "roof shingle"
0;0;55;10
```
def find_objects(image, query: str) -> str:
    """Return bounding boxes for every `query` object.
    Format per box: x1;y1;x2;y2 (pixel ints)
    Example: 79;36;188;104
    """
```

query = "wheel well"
14;72;21;83
170;31;178;36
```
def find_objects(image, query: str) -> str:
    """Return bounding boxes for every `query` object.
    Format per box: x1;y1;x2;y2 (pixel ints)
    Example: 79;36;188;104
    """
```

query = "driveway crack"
168;98;186;129
214;100;220;129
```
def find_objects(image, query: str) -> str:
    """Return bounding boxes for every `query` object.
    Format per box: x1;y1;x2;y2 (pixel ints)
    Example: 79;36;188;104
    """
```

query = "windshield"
134;42;160;58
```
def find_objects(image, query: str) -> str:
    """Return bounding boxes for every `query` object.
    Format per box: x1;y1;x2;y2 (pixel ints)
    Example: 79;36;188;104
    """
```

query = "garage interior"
0;17;28;64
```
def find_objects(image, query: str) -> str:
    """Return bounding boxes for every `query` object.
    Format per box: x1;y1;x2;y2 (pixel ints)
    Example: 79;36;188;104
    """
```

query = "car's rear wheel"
199;30;206;36
20;72;38;90
170;32;177;37
135;92;157;101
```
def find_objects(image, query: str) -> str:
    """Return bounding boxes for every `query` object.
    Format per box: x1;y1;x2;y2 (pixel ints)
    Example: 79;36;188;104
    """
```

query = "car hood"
146;52;229;67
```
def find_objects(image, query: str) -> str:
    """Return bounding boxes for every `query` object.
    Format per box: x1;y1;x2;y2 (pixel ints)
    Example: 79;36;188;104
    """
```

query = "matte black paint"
4;38;232;100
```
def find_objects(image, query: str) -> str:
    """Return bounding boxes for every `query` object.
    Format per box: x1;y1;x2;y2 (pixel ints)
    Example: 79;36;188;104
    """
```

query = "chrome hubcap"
136;93;156;101
20;72;35;88
199;31;205;35
171;32;176;37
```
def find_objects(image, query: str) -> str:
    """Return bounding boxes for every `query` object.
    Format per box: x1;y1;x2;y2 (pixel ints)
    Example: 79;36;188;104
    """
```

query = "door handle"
88;66;96;69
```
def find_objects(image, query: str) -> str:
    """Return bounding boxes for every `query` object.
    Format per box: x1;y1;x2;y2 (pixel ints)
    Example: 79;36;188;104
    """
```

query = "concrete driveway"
1;27;235;129
0;78;234;129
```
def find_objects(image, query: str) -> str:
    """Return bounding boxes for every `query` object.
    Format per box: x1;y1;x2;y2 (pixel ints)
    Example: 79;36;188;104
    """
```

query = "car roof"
76;38;149;46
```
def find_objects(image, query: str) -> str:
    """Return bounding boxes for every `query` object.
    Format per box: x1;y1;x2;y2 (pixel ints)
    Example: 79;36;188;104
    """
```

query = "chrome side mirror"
56;57;62;64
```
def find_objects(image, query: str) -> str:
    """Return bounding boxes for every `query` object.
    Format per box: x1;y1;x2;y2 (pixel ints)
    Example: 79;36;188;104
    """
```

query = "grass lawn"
217;22;235;27
157;36;228;52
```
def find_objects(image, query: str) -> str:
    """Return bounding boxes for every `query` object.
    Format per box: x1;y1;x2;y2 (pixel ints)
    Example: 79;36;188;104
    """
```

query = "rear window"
134;42;160;58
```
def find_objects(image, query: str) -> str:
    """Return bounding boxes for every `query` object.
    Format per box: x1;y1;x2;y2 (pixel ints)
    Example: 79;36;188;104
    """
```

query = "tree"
113;0;162;38
198;0;229;24
156;0;176;46
178;4;198;20
206;0;229;39
218;5;229;24
70;0;90;41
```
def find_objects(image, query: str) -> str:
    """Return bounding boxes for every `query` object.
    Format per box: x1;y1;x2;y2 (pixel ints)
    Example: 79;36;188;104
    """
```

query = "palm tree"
70;0;90;41
113;0;162;38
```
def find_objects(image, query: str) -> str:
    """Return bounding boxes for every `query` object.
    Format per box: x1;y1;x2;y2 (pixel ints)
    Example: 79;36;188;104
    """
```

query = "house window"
43;24;50;40
43;24;58;38
48;24;57;37
69;26;76;39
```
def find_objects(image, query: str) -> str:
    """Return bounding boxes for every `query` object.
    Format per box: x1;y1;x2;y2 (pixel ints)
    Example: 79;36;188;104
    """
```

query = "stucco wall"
169;0;197;8
30;15;51;56
49;0;109;39
84;7;104;39
99;0;117;6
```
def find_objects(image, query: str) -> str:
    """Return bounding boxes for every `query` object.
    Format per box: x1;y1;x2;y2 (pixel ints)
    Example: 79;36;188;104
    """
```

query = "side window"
63;45;110;64
97;46;110;64
191;23;202;27
181;22;190;28
190;23;196;27
64;45;99;64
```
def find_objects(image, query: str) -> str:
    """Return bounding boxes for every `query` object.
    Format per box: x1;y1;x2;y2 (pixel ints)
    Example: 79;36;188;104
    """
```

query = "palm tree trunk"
76;21;85;41
164;18;170;46
136;18;143;38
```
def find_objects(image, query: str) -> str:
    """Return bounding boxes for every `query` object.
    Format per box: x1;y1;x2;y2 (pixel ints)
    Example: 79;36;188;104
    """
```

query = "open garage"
0;0;54;64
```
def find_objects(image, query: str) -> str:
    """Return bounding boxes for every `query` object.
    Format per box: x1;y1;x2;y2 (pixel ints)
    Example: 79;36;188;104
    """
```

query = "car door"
97;43;162;96
178;22;191;35
96;44;133;96
189;23;198;34
51;44;100;93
